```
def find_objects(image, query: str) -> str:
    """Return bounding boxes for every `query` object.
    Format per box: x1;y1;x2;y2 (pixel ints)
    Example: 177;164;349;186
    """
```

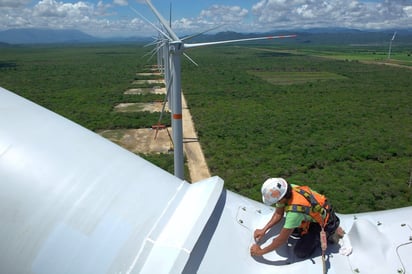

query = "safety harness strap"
297;189;324;211
286;187;330;228
285;204;311;215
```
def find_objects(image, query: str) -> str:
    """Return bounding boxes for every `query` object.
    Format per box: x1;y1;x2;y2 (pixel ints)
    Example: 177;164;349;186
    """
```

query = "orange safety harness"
285;185;332;274
285;185;330;233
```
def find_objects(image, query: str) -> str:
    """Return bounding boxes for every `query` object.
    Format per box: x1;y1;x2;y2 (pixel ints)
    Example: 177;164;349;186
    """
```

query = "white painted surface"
1;87;411;274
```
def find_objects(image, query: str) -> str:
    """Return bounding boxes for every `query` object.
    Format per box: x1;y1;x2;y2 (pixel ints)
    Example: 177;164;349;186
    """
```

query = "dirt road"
181;93;211;182
100;71;211;183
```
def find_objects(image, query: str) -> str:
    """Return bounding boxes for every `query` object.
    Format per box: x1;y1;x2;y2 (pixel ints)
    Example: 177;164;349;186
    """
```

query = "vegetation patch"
182;45;412;213
124;87;166;95
297;46;412;67
114;102;169;113
136;72;162;77
0;44;410;214
248;70;348;85
98;128;173;154
132;79;164;85
0;61;17;69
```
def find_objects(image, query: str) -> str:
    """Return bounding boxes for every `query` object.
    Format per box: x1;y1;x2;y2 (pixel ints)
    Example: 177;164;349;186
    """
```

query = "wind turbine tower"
143;0;296;179
387;31;397;59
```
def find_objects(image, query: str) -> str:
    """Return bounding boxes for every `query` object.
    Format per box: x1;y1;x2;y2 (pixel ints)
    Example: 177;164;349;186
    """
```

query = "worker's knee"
294;247;314;258
293;235;319;258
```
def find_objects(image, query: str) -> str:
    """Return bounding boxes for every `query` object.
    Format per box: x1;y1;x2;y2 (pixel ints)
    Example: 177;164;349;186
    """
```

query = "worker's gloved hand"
250;243;263;257
254;228;265;242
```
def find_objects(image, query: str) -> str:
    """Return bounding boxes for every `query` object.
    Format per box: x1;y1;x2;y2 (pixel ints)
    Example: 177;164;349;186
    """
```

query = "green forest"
0;42;411;213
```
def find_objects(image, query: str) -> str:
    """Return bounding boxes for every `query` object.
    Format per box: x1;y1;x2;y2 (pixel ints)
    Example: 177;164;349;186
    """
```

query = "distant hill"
291;28;412;45
1;27;411;45
190;28;412;46
0;28;154;44
0;42;11;47
0;28;99;44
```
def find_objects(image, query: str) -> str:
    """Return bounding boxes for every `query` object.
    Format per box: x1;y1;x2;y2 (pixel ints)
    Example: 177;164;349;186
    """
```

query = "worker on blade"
250;178;344;258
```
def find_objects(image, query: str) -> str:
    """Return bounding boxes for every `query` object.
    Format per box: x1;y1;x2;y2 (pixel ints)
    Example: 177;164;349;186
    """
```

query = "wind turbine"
143;0;296;179
387;31;397;60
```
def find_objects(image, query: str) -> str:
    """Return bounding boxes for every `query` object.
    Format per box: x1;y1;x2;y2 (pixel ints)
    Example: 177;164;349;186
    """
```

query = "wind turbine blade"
154;73;174;139
143;40;164;57
181;25;224;42
130;6;172;41
144;39;160;47
142;49;154;59
391;32;397;41
169;2;172;29
184;34;297;49
145;46;160;62
183;53;199;67
145;0;180;41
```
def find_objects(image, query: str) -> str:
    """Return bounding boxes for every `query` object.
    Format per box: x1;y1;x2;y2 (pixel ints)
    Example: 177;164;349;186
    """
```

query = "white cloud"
251;0;412;30
171;5;250;34
31;0;107;20
200;5;248;23
24;0;99;31
0;0;30;8
113;0;128;6
404;5;412;16
1;0;412;38
0;0;135;36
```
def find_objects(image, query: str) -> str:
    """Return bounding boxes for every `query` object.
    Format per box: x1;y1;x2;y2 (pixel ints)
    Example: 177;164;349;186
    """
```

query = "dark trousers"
293;222;321;258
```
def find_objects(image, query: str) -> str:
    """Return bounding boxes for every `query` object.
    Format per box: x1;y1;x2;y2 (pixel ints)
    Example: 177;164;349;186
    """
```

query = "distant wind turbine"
387;31;397;60
142;0;296;179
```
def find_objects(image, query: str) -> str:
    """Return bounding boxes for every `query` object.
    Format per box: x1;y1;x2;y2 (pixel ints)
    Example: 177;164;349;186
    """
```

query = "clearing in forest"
248;70;348;85
113;102;169;113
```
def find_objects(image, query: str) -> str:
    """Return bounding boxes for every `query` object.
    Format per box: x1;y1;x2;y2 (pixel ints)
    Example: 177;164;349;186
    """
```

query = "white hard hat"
261;178;288;205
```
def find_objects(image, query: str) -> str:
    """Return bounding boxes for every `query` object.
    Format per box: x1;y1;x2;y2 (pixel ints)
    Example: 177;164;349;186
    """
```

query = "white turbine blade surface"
166;71;173;95
184;34;297;49
143;43;159;57
130;6;172;41
157;73;173;125
144;39;159;47
181;25;223;42
2;85;412;273
183;53;199;67
391;32;397;41
145;0;180;41
147;47;159;62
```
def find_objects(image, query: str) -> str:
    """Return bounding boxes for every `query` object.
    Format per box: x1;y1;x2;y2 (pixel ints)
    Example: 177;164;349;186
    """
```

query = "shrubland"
182;45;412;213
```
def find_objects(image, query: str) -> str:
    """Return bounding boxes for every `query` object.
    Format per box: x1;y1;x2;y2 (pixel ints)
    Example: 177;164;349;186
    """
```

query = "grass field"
1;43;411;213
296;45;412;67
248;71;348;85
182;45;412;213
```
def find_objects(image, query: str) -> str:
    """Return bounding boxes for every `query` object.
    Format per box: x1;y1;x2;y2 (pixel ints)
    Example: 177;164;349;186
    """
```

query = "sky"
1;0;411;37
